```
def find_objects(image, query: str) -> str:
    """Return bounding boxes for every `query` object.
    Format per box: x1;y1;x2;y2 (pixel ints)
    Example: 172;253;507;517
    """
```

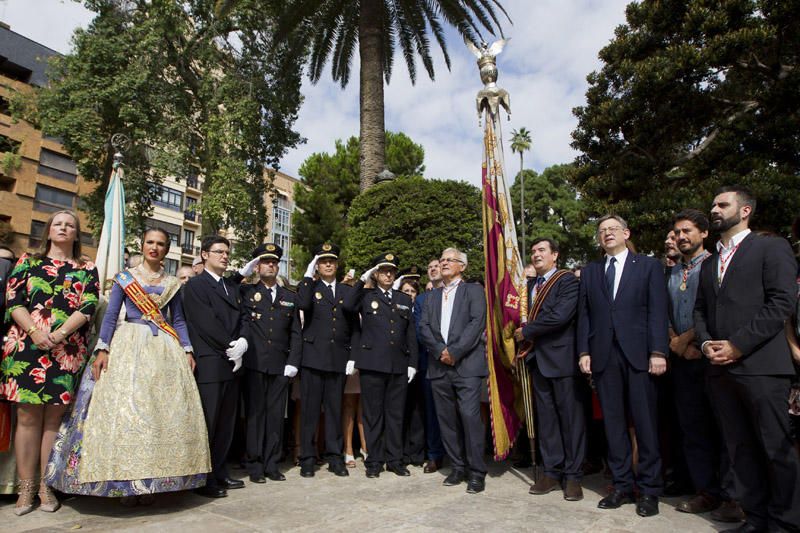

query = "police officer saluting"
296;243;358;478
240;243;301;483
344;254;418;478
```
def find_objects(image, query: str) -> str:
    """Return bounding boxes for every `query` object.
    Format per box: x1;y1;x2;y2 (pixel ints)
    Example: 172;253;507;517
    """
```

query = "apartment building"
264;170;301;283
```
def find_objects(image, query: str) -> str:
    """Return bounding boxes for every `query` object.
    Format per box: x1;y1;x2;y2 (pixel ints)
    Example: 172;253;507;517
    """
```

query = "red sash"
517;269;571;358
114;270;180;343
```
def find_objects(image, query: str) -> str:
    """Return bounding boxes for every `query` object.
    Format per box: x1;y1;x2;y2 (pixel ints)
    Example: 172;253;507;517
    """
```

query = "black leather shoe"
443;469;467;486
249;474;266;484
387;464;411;477
265;471;286;481
636;495;659;517
194;485;227;498
300;466;315;478
720;524;765;533
597;490;634;509
366;466;381;478
219;477;245;489
328;462;349;477
466;474;486;494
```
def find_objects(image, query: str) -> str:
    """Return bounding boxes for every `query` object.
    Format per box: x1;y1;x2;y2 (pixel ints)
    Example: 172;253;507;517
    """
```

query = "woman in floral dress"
1;210;99;515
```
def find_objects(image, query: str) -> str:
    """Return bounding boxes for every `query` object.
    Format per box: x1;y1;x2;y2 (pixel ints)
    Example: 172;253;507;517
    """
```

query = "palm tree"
270;0;509;191
510;127;532;255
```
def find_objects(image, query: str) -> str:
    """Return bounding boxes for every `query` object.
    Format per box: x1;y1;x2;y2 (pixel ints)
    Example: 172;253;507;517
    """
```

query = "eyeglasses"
439;257;464;264
597;226;624;235
207;249;230;256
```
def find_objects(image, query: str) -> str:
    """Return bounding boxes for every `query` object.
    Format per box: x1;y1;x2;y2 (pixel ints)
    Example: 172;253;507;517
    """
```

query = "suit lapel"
614;253;638;301
712;254;720;295
718;232;755;293
431;288;443;336
447;282;464;341
203;271;237;308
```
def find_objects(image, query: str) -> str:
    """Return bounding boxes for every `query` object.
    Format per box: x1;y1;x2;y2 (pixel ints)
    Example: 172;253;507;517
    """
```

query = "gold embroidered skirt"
79;323;210;482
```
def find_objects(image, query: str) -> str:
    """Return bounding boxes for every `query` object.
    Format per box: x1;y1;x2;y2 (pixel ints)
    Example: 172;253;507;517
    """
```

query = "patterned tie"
218;277;229;296
384;290;392;301
605;257;617;299
532;276;545;302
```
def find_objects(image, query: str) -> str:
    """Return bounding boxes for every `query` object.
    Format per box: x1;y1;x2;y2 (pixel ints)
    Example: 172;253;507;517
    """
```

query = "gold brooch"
254;292;262;302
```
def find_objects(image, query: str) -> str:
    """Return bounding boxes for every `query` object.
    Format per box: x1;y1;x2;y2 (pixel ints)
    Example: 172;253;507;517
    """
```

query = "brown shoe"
563;479;583;501
529;475;560;495
423;459;442;474
710;500;745;523
677;493;721;514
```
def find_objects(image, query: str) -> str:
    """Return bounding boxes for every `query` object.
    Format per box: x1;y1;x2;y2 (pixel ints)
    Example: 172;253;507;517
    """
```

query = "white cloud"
1;0;631;188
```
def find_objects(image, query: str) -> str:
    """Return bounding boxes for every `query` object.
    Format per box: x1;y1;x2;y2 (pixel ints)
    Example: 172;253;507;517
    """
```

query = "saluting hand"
304;255;321;279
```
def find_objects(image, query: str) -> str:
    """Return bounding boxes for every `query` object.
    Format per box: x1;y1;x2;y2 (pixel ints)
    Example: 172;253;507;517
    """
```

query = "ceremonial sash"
114;270;180;343
517;269;571;358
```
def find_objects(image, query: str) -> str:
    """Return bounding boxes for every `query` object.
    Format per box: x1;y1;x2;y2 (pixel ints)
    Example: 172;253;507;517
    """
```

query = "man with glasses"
577;215;669;517
419;248;488;493
183;235;249;497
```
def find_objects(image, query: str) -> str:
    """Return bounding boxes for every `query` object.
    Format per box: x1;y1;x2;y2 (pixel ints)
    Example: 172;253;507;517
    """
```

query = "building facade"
264;170;301;283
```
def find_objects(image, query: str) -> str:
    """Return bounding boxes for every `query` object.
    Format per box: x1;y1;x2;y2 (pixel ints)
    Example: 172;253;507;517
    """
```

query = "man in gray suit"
419;247;488;494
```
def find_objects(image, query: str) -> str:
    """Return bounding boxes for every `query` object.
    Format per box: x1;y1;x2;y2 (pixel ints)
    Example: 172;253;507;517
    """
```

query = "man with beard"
694;186;800;532
664;230;681;270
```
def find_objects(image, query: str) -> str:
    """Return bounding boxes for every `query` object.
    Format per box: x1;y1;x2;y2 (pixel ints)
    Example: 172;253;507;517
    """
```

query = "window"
38;149;77;183
164;258;178;276
0;96;9;116
182;229;195;253
0;134;21;154
34;184;75;212
29;220;45;248
186;172;199;189
184;196;198;221
272;205;291;235
153;185;183;211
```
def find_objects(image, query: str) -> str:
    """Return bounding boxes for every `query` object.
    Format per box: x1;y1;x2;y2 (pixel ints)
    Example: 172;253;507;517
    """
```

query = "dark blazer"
183;270;244;383
295;277;358;373
521;271;580;378
343;281;418;374
0;258;11;322
240;282;302;374
577;252;669;373
419;281;488;379
693;232;797;376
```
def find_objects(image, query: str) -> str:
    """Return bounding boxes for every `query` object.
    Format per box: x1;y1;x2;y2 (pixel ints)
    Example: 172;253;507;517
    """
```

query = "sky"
0;0;631;188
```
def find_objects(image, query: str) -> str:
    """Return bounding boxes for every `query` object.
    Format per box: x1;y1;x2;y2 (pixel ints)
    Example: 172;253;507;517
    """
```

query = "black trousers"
530;361;586;480
708;371;800;530
403;373;426;464
244;370;288;476
299;367;345;465
594;343;663;496
424;377;445;461
671;357;725;497
431;370;487;475
361;370;408;468
197;378;240;486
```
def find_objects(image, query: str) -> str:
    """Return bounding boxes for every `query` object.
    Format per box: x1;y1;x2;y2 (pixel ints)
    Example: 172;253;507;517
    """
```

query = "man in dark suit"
183;235;249;498
419;247;488;494
0;256;12;323
514;238;585;501
240;243;301;483
296;242;358;478
344;253;418;478
577;215;669;517
694;186;800;532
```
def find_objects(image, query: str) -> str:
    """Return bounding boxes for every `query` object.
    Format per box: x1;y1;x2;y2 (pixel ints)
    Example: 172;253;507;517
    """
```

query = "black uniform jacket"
240;282;302;374
343;280;418;375
296;277;359;373
183;270;244;383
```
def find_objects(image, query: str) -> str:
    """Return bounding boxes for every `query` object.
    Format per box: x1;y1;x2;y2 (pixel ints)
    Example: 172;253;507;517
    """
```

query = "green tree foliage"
345;176;484;281
292;131;424;270
18;0;304;260
509;164;596;266
572;0;800;252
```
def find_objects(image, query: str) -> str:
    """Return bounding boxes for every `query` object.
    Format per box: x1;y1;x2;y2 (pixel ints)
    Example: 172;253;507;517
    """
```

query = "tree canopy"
16;0;305;258
572;0;800;252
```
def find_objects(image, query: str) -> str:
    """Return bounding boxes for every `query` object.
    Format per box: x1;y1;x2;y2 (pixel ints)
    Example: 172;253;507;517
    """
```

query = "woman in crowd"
1;210;100;515
45;228;210;505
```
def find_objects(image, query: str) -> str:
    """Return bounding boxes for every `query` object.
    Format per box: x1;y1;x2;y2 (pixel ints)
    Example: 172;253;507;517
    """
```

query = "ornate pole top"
110;133;130;169
467;38;511;125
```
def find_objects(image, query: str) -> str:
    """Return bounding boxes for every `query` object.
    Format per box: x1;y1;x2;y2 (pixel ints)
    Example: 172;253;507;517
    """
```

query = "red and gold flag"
482;113;527;460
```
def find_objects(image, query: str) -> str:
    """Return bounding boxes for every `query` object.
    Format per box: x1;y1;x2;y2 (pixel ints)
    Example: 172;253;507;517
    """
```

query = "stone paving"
1;461;730;533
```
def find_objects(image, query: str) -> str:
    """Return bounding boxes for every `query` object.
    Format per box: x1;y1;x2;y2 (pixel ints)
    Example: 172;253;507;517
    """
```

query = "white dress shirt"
440;278;462;344
716;228;751;283
205;268;228;295
604;248;629;300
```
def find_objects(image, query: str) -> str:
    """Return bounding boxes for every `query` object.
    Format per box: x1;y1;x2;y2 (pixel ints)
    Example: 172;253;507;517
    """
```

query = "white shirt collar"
539;267;557;281
205;268;223;282
716;228;751;253
606;247;629;266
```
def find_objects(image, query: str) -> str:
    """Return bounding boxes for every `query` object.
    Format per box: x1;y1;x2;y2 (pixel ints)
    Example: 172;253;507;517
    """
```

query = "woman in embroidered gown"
45;228;210;503
1;210;100;515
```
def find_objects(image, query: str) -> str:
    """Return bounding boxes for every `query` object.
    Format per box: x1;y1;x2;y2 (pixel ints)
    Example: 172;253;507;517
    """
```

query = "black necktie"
325;283;335;300
605;257;617;299
265;287;273;304
384;290;391;301
219;277;229;296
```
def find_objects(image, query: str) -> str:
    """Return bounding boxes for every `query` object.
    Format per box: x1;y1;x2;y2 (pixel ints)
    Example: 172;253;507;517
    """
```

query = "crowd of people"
0;184;798;532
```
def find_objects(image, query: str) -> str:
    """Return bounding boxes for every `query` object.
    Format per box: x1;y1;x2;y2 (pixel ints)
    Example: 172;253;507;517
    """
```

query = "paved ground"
1;461;732;533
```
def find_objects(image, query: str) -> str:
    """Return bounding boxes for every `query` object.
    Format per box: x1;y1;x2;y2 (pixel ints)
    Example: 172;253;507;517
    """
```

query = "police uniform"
343;254;418;476
295;243;358;476
240;243;301;481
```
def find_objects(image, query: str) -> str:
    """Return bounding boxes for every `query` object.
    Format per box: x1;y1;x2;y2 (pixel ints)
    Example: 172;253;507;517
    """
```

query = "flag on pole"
482;111;527;460
94;159;126;291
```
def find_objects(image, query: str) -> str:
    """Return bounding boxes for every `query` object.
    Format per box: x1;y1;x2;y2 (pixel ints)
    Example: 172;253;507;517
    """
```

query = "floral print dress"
1;254;99;405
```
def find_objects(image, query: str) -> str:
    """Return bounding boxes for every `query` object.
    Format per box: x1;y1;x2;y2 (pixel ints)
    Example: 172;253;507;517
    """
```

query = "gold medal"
254;292;262;302
315;291;323;300
679;282;687;291
371;300;379;309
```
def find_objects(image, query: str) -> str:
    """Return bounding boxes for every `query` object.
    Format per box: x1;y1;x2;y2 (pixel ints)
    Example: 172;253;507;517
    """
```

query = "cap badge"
266;244;276;251
322;243;332;251
386;254;394;261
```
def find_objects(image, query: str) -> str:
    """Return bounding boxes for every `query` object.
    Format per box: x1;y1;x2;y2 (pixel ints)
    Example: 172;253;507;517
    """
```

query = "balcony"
186;175;200;191
181;245;200;257
184;210;201;225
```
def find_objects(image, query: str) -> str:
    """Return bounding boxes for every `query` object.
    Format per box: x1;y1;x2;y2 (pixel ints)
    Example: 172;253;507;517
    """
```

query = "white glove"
392;275;407;290
239;256;260;278
230;356;243;372
226;337;248;360
360;266;379;283
345;360;355;375
284;365;298;378
407;367;417;383
304;254;321;278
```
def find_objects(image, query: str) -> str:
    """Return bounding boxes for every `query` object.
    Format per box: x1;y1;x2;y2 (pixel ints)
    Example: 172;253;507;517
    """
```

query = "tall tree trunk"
519;152;525;256
358;0;385;191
